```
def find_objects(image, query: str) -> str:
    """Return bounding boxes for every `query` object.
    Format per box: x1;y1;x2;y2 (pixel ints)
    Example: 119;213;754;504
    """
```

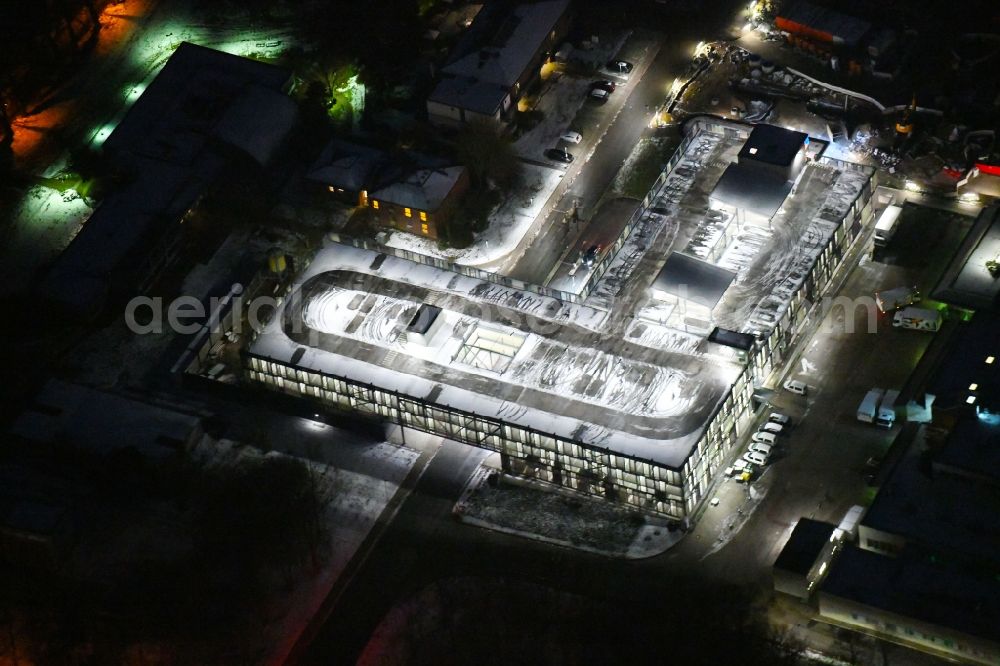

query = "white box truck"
857;388;885;423
875;286;920;313
876;389;900;428
873;205;902;247
893;307;942;332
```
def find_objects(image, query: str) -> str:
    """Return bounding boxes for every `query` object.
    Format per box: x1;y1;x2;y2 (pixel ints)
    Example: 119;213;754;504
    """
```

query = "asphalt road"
504;1;753;287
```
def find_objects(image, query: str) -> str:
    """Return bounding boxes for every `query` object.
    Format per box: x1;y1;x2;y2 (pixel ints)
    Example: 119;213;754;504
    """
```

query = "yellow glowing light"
372;200;379;209
986;356;995;364
969;383;978;391
419;211;427;221
421;223;429;235
404;207;412;218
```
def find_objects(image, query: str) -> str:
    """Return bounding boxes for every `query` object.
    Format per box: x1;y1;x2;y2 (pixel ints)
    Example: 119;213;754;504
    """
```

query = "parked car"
784;379;808;395
744;450;769;466
607;59;634;75
768;412;791;425
560;130;582;144
748;441;772;456
751;431;776;446
591;79;616;92
589;88;610;102
545;148;574;163
582;244;601;266
758;422;784;436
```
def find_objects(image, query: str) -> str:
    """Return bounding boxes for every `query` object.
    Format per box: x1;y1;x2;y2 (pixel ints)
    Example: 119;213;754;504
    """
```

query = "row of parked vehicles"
544;60;634;165
743;412;791;466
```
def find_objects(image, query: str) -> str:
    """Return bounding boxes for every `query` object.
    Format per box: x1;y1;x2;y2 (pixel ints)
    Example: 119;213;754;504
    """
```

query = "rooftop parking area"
250;244;741;468
251;120;873;472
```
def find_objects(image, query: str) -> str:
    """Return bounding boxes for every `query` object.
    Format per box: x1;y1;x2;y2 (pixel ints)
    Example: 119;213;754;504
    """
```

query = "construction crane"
895;94;916;135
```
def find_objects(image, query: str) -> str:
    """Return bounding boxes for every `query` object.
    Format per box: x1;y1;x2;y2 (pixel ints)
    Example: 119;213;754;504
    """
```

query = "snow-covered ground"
457;464;680;558
383;163;564;267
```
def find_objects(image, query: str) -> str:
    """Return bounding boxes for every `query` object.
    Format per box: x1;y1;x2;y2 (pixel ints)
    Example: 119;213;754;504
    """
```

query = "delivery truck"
873;205;902;247
857;388;885;423
876;389;900;428
892;307;942;332
875;286;920;313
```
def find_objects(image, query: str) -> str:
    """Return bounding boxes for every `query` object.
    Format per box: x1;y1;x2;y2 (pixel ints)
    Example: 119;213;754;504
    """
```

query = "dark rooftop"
708;327;756;352
932;204;1000;311
738;124;808;169
822;544;1000;644
774;518;836;576
711;163;792;220
653;252;736;311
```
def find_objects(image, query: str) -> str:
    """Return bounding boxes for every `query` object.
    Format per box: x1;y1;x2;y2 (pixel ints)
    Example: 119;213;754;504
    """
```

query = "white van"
784;379;808;396
893;307;941;332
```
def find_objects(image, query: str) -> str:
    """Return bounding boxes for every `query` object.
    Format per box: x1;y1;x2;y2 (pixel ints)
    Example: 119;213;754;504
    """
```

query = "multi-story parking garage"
243;119;877;521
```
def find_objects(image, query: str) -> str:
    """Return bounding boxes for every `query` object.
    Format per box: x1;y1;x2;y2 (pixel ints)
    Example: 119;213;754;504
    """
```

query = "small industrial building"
651;252;736;330
427;0;571;126
709;124;807;226
775;0;872;47
933;204;1000;311
819;545;1000;665
772;518;837;600
10;380;206;460
737;123;809;181
39;42;297;318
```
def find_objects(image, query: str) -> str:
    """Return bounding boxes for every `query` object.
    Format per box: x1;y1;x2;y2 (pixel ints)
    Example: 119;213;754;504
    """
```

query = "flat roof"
10;380;201;460
711;163;792;220
861;424;1000;567
774;518;835;576
653;252;736;310
925;308;999;411
777;1;871;47
738;124;808;169
932;204;1000;310
708;327;756;351
822;544;1000;644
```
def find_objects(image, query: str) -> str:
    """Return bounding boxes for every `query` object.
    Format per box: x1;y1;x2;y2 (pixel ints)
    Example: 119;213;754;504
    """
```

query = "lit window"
748;147;758;154
328;185;335;192
372;200;379;209
421;223;429;235
969;383;978;391
404;207;412;218
419;211;427;221
987;356;996;364
967;396;977;404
